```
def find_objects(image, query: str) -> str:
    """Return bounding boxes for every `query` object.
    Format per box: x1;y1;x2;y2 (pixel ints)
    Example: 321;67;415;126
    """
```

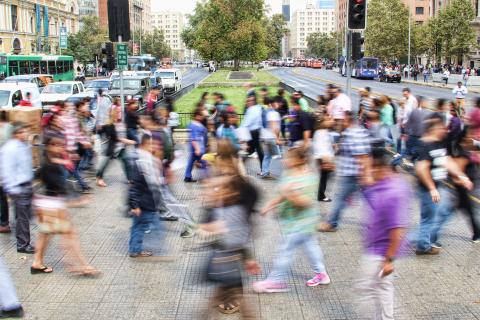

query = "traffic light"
108;0;131;42
105;42;114;56
107;56;116;71
352;32;365;61
348;0;366;30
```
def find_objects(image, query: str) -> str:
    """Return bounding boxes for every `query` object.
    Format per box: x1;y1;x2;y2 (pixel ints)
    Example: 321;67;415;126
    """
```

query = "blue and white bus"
352;57;379;79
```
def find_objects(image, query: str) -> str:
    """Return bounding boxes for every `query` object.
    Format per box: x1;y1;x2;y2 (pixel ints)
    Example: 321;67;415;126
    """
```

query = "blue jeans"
127;128;139;144
72;161;88;189
79;149;93;170
391;135;421;166
261;139;278;176
430;187;455;245
129;211;164;254
0;257;21;311
184;152;206;179
267;232;326;282
417;186;441;251
328;176;361;228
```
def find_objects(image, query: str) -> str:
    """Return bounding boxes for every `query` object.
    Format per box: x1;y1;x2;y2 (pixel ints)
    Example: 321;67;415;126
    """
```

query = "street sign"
116;43;128;69
59;27;68;49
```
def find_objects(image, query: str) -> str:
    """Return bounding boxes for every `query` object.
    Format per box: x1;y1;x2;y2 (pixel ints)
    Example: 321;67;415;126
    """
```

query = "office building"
98;0;151;34
282;0;290;22
316;0;335;9
288;2;336;58
151;11;186;60
0;0;80;55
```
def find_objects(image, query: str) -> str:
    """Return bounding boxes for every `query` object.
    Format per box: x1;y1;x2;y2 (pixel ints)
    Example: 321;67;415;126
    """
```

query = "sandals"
217;301;240;314
31;266;53;274
96;178;107;187
70;266;102;277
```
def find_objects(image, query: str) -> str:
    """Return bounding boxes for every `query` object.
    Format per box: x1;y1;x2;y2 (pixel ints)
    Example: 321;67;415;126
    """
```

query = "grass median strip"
201;68;279;85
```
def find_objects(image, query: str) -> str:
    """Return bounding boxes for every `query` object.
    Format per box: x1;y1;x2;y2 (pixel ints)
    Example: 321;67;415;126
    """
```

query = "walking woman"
32;136;100;276
96;108;136;187
313;117;335;202
0;111;12;233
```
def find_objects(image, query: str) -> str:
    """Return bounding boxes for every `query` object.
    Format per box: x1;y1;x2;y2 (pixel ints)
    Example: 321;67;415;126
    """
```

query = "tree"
306;32;337;60
265;14;288;58
130;28;170;59
182;0;270;70
436;0;476;63
364;0;409;62
63;16;108;65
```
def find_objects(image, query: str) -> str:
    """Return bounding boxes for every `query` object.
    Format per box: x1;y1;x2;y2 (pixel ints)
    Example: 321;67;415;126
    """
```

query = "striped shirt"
336;126;371;177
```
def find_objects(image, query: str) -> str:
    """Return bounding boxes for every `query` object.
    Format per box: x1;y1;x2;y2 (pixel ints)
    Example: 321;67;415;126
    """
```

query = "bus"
0;54;74;81
352;57;379;79
128;55;158;71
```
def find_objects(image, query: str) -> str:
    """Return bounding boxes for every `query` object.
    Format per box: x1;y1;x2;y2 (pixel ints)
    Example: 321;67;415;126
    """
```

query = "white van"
154;68;182;94
0;83;41;109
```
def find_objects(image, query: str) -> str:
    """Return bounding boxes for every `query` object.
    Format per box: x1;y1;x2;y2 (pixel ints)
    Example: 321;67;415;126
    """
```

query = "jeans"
96;149;131;181
0;257;21;311
356;255;394;320
328;176;361;228
261;139;278;176
457;186;480;240
9;185;33;250
247;129;264;169
416;186;440;252
129;211;165;254
72;161;88;189
184;152;206;179
79;149;94;170
391;135;421;166
318;168;331;200
267;232;326;282
127;128;139;144
0;186;9;227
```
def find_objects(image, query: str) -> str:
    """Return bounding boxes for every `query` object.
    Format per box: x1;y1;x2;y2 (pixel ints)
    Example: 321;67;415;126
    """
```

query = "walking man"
184;110;207;182
0;122;35;253
241;94;264;171
452;81;467;117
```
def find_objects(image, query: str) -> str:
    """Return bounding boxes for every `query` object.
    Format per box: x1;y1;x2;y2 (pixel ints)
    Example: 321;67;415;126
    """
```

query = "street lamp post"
407;8;411;79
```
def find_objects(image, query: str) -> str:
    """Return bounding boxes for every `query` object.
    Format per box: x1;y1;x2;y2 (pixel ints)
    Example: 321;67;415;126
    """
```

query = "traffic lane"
297;68;480;103
271;67;363;110
182;67;209;86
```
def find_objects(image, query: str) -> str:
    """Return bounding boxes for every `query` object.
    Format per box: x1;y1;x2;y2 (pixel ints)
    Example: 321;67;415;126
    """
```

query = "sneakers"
306;272;331;287
318;197;332;202
252;280;289;293
184;177;197;183
472;236;480;243
129;251;153;258
431;242;443;249
0;225;11;233
180;227;195;238
415;247;440;255
0;306;24;318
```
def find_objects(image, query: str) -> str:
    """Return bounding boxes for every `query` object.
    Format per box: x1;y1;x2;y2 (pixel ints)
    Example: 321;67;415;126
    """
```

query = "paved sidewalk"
1;152;480;319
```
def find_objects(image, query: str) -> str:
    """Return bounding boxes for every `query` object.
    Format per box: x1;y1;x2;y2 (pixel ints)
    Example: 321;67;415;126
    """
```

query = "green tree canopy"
131;28;170;59
306;32;338;60
265;14;288;58
182;0;270;69
64;16;108;65
364;0;409;61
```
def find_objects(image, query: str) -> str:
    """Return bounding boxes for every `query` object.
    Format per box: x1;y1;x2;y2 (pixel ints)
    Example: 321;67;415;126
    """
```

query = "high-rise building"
151;11;186;60
282;0;290;22
289;2;336;58
0;0;79;55
316;0;335;9
78;0;98;18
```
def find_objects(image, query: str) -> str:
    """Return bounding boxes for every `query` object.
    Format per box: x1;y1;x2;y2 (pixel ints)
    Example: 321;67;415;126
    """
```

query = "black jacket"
129;160;156;212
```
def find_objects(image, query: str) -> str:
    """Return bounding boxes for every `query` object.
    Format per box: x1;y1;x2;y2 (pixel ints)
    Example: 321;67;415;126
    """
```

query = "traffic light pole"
346;30;352;99
118;35;125;115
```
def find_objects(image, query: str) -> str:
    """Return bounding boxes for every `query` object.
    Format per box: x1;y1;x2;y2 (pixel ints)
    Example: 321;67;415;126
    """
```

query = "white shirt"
452;85;468;99
313;129;334;159
402;95;418;125
261;109;281;140
329;93;352;120
443;70;450;78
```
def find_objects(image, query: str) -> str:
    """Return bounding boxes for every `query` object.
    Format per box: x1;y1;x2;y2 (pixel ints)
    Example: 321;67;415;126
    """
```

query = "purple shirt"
362;175;411;257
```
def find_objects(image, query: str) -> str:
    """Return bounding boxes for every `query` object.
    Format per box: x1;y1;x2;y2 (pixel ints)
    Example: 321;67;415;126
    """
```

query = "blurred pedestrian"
241;94;264;171
358;87;373;127
259;97;281;179
184;110;207;182
254;147;330;293
452;81;467;117
0;122;35;253
318;111;371;232
357;148;410;319
312;117;335;202
288;96;312;147
0;257;24;318
18;92;33;107
32;136;100;276
274;89;289;139
125;100;140;144
0;111;12;233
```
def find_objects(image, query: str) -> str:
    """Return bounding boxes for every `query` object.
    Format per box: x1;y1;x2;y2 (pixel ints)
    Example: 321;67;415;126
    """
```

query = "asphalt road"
271;67;480;113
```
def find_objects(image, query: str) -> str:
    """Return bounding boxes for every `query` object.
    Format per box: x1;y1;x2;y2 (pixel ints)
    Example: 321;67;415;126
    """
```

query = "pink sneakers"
252;280;290;293
306;272;331;287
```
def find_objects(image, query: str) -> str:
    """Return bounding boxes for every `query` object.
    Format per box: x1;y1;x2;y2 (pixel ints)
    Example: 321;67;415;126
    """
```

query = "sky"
151;0;310;16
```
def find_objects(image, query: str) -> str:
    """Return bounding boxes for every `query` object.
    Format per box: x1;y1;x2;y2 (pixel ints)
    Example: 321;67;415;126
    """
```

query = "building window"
11;5;18;31
415;7;424;15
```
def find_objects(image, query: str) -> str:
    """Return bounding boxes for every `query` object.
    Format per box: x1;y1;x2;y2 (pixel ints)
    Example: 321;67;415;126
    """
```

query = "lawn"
201;68;279;84
174;86;281;114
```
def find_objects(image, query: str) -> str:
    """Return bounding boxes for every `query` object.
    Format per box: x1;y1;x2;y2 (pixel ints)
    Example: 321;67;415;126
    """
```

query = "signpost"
116;41;128;111
59;27;68;54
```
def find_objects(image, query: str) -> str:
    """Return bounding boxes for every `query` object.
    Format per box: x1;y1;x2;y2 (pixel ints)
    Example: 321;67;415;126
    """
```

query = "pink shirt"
328;93;352;120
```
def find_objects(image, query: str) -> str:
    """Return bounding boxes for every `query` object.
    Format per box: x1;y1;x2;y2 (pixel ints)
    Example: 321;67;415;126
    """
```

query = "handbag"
33;195;72;234
206;248;243;285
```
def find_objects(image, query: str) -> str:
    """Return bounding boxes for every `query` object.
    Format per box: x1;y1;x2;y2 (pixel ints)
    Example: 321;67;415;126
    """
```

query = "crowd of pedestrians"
0;79;479;319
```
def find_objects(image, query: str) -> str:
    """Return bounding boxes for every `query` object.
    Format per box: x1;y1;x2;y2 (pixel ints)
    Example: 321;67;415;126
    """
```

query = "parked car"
325;62;334;70
85;79;111;93
378;70;402;83
40;81;85;111
109;76;151;104
0;83;42;109
3;74;54;93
